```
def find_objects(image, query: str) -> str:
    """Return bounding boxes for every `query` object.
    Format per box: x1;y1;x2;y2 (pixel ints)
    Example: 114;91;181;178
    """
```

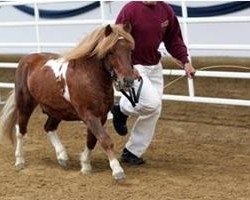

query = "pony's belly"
41;104;80;121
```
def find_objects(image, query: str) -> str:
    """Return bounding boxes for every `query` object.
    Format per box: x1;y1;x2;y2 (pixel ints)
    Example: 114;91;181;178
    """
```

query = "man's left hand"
132;68;141;80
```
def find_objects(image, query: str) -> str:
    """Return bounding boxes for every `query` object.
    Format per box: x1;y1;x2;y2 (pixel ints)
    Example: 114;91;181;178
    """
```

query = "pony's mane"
62;24;134;61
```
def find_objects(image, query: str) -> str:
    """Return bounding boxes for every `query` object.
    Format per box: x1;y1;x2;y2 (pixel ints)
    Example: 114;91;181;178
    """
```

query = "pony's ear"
104;24;113;37
123;22;132;33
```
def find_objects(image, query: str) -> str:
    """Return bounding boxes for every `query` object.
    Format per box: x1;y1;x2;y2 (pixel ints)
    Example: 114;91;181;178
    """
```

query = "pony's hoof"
81;163;92;174
15;163;25;171
58;159;68;169
81;169;92;175
81;164;92;175
113;171;126;181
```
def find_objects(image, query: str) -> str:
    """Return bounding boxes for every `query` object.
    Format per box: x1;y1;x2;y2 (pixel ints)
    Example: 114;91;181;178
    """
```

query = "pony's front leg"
80;145;92;174
80;129;96;174
44;117;68;168
47;131;68;168
83;114;125;181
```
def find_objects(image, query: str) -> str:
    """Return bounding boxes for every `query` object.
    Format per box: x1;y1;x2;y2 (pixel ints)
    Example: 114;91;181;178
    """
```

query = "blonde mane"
62;24;134;61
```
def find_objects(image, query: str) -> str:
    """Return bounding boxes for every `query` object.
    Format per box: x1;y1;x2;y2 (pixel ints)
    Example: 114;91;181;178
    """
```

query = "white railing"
0;0;250;106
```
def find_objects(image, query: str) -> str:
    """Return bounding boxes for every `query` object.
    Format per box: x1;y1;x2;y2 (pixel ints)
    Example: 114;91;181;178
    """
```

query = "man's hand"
132;68;141;80
184;63;196;79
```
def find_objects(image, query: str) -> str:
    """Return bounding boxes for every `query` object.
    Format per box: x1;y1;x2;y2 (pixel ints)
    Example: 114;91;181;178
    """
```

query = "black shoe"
111;104;128;136
121;148;145;165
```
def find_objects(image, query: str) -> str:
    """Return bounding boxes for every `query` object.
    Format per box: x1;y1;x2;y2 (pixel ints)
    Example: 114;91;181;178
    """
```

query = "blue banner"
171;1;250;17
14;2;100;19
10;1;250;19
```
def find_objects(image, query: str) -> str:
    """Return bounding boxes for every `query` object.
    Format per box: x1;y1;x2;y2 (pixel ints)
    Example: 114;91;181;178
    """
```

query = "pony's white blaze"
44;58;71;102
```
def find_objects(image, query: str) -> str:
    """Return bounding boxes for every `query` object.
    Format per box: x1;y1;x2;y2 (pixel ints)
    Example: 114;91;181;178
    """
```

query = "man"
111;1;195;165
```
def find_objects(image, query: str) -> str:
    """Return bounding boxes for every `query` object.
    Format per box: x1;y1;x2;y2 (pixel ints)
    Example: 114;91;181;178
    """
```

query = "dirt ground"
0;57;250;200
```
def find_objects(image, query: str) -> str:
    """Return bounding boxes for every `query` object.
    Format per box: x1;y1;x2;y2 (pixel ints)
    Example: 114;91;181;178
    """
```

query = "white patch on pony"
61;62;71;101
45;58;66;77
80;146;92;174
47;130;68;162
15;125;25;167
118;36;124;40
44;58;71;102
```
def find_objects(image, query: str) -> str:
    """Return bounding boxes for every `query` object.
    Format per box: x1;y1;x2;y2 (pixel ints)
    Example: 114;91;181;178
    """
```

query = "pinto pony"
0;24;135;180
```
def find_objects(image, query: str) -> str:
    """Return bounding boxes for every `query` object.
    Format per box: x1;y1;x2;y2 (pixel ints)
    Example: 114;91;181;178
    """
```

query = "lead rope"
164;58;250;89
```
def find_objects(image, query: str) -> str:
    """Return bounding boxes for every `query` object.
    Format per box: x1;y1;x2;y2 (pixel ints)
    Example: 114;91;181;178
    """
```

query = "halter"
102;52;143;107
119;77;143;107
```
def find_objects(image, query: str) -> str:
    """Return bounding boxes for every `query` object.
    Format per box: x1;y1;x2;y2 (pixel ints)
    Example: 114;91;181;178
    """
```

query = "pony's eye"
109;51;115;56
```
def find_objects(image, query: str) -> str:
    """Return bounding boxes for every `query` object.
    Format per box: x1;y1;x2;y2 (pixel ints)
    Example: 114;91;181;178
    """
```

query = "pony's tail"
0;90;17;145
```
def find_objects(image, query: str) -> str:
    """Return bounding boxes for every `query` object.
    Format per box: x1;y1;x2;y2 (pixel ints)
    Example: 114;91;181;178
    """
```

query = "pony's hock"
0;24;135;181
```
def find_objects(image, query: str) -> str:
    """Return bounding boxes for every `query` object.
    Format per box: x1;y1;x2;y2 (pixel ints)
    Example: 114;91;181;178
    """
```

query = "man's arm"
163;6;195;78
163;9;189;65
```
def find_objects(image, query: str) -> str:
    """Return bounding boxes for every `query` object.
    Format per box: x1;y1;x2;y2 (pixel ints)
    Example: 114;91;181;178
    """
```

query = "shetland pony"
0;23;135;180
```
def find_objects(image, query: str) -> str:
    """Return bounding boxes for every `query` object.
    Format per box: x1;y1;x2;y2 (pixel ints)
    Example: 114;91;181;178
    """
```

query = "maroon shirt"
116;1;189;66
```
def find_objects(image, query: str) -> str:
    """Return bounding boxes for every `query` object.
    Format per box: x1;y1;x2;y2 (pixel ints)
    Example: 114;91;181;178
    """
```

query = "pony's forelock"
94;26;134;59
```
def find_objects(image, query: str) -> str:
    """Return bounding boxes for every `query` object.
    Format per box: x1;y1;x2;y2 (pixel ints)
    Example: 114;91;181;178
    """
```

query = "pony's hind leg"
80;129;97;174
15;124;25;170
15;59;39;170
44;116;68;168
15;104;37;170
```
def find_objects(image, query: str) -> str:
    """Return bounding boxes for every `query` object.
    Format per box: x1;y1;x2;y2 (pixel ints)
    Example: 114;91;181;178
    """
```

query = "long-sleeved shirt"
116;1;189;66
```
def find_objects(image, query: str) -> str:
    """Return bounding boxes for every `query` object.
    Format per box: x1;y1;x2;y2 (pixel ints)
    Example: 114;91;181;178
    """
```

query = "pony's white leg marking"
109;159;125;180
80;145;92;174
47;131;68;167
15;125;25;169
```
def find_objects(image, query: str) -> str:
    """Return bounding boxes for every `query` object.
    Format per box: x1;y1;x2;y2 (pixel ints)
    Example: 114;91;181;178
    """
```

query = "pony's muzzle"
123;77;134;89
115;77;134;91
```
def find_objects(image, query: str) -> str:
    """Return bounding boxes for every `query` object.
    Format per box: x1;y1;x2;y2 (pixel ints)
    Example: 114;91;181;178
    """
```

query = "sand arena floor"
0;57;250;200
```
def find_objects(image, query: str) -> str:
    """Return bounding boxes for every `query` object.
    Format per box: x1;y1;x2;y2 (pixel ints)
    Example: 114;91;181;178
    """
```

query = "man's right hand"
184;63;196;79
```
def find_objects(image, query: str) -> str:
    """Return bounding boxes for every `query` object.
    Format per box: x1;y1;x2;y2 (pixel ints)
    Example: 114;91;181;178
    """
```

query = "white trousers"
120;62;164;157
